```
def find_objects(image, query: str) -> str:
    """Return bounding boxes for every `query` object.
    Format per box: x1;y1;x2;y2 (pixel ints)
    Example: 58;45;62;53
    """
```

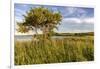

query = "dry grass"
15;36;94;65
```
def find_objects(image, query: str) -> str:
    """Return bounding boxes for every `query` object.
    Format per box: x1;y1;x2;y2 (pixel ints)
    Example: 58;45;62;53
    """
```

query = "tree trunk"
35;28;38;38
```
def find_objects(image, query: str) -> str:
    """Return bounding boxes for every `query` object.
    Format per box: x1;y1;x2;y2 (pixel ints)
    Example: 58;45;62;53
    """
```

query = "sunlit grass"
15;36;94;65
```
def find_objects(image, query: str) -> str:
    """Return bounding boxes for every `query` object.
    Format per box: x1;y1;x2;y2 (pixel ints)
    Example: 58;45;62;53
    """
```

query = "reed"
15;36;94;65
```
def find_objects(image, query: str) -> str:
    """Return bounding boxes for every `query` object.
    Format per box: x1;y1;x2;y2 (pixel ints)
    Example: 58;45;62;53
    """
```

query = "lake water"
15;35;33;41
15;35;66;41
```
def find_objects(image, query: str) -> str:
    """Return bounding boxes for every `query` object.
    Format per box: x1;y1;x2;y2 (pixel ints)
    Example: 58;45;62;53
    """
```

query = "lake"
15;35;66;41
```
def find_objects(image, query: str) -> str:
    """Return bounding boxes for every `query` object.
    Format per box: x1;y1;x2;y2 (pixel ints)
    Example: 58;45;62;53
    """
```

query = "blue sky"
14;3;94;35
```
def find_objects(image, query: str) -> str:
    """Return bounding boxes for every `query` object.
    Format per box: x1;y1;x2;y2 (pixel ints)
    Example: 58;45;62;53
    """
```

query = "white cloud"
15;8;25;14
66;7;77;14
83;18;94;23
15;17;23;22
62;17;94;24
22;4;28;7
63;7;87;18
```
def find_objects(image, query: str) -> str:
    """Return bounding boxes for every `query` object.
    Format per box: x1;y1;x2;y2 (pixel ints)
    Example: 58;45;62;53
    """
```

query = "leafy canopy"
17;7;62;34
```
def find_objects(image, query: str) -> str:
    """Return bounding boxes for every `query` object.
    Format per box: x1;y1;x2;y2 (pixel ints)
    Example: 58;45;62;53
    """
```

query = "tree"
17;7;62;39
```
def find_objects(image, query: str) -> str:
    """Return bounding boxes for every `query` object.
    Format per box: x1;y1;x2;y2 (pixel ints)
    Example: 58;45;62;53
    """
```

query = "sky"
14;3;94;35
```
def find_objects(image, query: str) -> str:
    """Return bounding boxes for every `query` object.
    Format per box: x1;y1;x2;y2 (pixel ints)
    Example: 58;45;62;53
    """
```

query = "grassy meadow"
14;32;94;65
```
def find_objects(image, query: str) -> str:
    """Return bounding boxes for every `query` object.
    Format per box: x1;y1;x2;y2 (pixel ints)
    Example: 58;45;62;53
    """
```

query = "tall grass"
15;36;94;65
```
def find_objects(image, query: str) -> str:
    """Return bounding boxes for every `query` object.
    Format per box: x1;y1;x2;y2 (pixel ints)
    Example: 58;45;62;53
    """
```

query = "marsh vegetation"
15;33;94;65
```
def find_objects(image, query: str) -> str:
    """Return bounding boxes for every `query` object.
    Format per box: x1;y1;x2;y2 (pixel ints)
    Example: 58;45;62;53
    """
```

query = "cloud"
55;17;94;33
62;17;94;24
83;18;94;23
14;8;26;22
65;7;77;15
15;8;26;15
60;7;92;18
15;17;23;22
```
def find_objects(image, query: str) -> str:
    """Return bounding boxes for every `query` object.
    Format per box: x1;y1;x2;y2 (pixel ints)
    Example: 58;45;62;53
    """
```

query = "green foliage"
17;23;29;33
15;36;94;65
17;7;62;35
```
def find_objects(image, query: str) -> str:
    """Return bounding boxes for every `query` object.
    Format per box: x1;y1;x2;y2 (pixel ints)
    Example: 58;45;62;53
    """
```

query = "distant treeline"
27;32;94;37
54;32;94;36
